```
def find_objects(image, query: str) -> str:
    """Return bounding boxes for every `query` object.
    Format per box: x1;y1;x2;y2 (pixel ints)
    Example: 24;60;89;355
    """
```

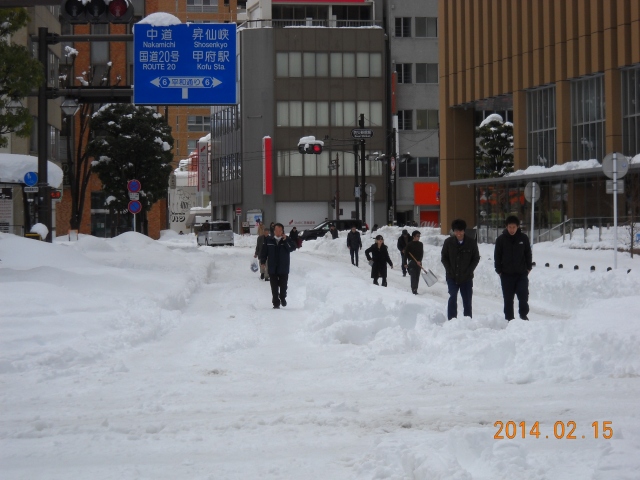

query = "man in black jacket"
397;229;411;277
260;223;297;309
441;219;480;320
404;230;424;295
346;226;362;266
494;215;533;321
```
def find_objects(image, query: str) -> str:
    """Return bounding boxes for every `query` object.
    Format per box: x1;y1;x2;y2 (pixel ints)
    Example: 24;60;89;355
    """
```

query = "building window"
527;85;557;167
622;64;640;157
416;110;438;130
398;110;413;130
279;52;380;78
415;17;437;38
396;63;412;84
187;139;197;153
187;0;218;13
415;63;438;83
91;24;109;84
399;157;439;178
571;75;605;161
187;115;210;132
395;17;411;37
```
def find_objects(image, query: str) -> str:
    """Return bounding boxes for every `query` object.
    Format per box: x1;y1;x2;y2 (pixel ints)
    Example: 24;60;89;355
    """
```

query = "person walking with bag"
346;225;362;266
404;230;424;294
260;223;297;309
365;234;393;286
494;215;533;321
441;219;480;320
254;228;271;281
397;229;411;277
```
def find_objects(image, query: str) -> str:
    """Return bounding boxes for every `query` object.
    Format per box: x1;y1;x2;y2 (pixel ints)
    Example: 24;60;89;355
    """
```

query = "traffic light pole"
353;142;359;221
37;27;52;242
359;114;366;227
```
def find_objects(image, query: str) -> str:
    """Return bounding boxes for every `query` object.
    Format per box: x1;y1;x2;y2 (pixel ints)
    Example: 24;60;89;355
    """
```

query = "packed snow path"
1;228;639;479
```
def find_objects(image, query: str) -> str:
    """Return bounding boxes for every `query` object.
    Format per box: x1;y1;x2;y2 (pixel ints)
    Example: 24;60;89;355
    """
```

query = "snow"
1;226;639;479
29;222;48;239
0;153;63;188
479;114;504;127
135;12;182;27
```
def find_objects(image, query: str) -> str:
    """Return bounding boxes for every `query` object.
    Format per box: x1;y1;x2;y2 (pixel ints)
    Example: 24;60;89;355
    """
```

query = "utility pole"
359;113;366;226
37;27;51;242
335;152;340;220
391;127;397;224
353;142;359;221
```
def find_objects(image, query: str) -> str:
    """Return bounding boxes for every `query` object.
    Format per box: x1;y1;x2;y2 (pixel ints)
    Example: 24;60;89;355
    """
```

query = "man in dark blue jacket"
441;219;480;320
346;226;362;266
260;223;297;309
494;215;533;321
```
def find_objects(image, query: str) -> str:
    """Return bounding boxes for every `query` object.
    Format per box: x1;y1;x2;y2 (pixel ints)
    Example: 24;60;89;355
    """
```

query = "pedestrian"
289;226;300;248
269;222;275;235
259;223;297;309
346;225;362;266
365;234;393;286
494;215;533;321
441;219;480;320
397;229;411;277
254;228;271;281
329;224;339;239
257;220;264;236
404;230;424;294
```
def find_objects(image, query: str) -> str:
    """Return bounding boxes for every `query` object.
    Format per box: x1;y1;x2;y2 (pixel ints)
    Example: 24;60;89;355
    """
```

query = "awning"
449;162;640;187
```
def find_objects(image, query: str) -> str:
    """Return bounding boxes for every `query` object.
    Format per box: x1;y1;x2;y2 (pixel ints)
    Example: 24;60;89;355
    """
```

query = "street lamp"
5;97;24;113
60;97;81;117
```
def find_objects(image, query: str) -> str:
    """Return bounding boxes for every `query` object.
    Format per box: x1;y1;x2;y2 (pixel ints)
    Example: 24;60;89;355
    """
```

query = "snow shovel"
407;252;438;287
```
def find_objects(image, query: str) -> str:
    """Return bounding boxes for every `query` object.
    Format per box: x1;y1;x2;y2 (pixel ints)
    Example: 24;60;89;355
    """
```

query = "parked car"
299;219;368;241
197;221;234;246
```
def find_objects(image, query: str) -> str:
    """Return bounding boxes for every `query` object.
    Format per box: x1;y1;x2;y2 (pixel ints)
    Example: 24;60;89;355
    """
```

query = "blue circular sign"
24;171;38;186
127;179;141;193
128;200;142;214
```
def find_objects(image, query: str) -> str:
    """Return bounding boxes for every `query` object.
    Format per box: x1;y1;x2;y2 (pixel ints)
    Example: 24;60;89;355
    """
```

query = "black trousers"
399;252;408;274
408;263;420;292
350;248;359;266
269;273;289;307
500;273;529;320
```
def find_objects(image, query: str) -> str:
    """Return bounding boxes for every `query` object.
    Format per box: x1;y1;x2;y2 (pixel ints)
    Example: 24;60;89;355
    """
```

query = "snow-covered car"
197;221;234;246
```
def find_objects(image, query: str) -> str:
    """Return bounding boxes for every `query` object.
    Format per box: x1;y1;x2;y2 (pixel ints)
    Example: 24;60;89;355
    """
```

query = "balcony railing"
240;19;383;29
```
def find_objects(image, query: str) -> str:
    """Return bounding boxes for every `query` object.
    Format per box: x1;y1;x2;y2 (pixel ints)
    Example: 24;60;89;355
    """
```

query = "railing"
0;224;26;236
239;19;383;29
478;217;639;249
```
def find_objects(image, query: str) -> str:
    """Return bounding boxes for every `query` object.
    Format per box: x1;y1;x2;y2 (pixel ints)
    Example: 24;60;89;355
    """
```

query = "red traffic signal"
297;136;324;155
61;0;134;24
50;190;62;199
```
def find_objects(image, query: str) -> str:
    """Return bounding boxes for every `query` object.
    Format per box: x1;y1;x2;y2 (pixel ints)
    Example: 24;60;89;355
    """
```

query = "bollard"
590;266;595;271
559;264;563;269
574;265;579;270
545;263;550;267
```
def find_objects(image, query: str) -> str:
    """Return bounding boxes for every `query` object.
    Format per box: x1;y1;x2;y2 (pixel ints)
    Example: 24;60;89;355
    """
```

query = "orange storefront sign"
414;182;440;205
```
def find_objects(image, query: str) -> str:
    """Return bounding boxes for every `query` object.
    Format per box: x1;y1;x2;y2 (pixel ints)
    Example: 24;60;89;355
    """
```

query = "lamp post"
37;27;51;242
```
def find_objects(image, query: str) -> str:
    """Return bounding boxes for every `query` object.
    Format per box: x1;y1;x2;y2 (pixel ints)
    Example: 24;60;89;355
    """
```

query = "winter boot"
373;279;379;285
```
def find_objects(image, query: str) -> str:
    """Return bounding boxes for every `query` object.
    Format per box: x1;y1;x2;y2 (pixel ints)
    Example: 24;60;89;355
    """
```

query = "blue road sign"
24;171;38;186
128;200;142;215
134;23;236;105
127;179;141;193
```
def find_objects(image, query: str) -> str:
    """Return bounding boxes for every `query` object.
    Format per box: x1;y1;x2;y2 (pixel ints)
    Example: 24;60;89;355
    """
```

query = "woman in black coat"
365;234;394;286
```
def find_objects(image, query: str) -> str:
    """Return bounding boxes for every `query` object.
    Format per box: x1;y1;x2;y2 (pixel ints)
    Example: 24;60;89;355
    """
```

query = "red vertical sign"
263;136;273;195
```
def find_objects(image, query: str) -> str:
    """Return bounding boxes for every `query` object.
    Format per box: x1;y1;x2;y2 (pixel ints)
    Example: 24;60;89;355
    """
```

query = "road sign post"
524;181;540;247
134;23;237;105
602;152;629;269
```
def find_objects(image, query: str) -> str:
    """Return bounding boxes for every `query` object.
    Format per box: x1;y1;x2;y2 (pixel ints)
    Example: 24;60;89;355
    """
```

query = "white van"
197;221;234;246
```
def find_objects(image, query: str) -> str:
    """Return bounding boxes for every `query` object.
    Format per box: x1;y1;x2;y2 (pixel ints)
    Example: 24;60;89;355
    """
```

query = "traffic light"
297;136;324;155
61;0;134;24
51;189;62;200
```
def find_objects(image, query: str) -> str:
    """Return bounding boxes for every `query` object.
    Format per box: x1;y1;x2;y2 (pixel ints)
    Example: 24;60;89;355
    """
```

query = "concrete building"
385;0;441;227
211;0;388;232
439;0;640;241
